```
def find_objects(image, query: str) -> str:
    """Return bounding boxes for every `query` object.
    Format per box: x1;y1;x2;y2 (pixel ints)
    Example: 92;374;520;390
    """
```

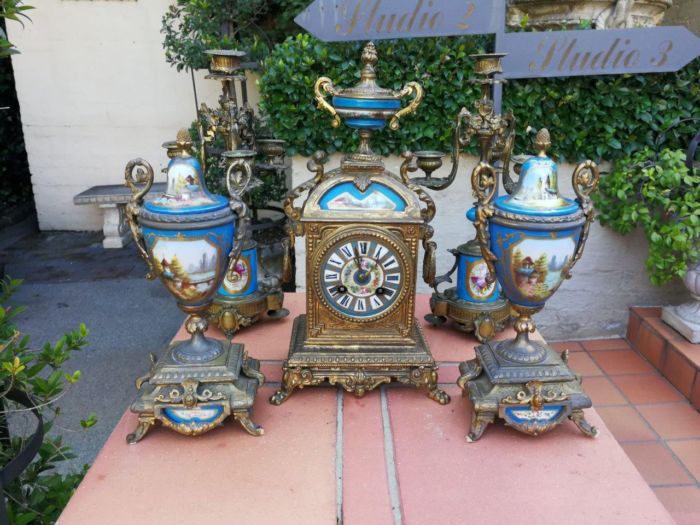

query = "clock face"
319;236;406;320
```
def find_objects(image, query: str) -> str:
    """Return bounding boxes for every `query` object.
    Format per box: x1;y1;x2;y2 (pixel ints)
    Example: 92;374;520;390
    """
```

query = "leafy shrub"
594;148;700;285
260;34;699;162
0;277;94;524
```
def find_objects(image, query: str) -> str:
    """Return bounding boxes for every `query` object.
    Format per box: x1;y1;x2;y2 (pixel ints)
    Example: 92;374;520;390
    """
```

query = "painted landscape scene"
151;238;219;301
510;237;576;301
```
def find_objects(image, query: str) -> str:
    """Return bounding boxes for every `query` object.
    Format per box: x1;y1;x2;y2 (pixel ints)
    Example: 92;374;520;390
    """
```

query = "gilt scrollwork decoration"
389;81;424;131
124;158;156;280
314;77;341;128
501;380;568;412
471;162;499;284
563;159;600;279
284;151;328;238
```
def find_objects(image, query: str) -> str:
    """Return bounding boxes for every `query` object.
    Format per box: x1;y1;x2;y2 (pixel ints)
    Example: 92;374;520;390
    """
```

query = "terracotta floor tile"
386;388;673;524
653;486;700;525
567;351;604;377
670;339;700;369
633;307;662;319
591;350;655;376
581;338;631;352
583;376;627;406
668;439;700;483
550;341;585;352
611;375;684;405
596;406;657;442
627;312;641;346
638;403;700;440
342;392;393;525
692;381;700;411
662;349;696;397
621;442;693;486
635;322;667;369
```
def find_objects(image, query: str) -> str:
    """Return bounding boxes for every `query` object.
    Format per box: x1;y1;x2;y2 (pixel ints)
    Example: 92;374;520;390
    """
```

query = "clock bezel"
312;227;410;323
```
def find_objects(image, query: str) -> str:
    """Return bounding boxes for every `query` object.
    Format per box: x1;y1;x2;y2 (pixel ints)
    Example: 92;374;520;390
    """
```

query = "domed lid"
334;42;401;101
144;130;228;216
495;129;579;216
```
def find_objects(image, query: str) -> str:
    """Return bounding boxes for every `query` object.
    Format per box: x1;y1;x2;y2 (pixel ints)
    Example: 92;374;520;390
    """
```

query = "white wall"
7;1;686;339
7;0;257;230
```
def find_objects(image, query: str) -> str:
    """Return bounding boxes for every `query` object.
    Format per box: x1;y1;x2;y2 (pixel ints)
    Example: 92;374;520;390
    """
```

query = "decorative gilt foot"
466;409;495;443
234;410;264;436
267;307;290;319
126;416;155;445
569;409;599;438
270;366;318;405
428;386;451;405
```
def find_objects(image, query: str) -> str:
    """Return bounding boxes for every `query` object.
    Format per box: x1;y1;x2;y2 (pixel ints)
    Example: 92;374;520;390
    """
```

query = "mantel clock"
270;43;449;405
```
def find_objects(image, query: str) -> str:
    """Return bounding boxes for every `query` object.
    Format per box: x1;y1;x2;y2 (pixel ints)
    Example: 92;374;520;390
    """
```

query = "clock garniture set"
122;42;600;443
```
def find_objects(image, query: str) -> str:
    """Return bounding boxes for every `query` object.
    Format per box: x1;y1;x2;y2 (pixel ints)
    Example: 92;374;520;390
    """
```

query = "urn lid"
333;42;402;102
144;130;229;216
495;129;579;216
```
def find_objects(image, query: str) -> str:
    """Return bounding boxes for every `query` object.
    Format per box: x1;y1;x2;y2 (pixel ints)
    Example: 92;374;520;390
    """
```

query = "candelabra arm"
431;249;460;293
500;111;518;195
389;81;424;131
284;151;328;239
314;77;341;128
564;160;600;279
226;159;253;276
471;162;498;284
124;158;156;280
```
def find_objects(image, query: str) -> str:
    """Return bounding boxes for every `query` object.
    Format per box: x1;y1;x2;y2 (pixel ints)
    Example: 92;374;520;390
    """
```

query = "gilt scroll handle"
432;249;459;294
565;160;600;279
314;77;341;128
471;162;498;284
226;158;253;198
501;112;518;195
389;81;424;131
284;151;328;238
124;158;156;280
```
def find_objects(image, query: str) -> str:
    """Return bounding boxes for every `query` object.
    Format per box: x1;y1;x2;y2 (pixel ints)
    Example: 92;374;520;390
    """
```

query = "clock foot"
234;410;264;436
466;409;496;443
126;416;155;445
270;388;292;405
569;409;599;438
270;366;322;405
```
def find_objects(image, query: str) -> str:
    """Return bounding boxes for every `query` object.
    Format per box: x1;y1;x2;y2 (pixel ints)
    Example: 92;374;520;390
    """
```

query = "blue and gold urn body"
458;129;600;441
122;130;265;443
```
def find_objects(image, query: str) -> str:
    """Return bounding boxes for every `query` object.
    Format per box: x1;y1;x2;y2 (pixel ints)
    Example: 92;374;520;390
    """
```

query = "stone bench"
73;183;166;249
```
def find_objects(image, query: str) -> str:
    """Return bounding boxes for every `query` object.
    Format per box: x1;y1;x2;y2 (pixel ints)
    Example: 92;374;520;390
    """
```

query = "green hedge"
260;34;699;162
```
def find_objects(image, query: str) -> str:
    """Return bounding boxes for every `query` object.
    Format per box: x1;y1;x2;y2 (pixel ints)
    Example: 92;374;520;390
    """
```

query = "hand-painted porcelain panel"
144;156;223;215
502;405;569;435
457;254;500;303
490;222;581;309
143;224;234;308
218;246;258;298
318;181;407;212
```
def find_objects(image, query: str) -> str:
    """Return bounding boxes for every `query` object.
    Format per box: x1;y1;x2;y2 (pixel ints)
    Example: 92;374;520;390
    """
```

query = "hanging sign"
500;26;700;79
294;0;505;42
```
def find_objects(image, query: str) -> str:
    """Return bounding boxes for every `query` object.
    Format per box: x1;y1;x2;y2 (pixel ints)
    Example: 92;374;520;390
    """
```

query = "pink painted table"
58;294;675;525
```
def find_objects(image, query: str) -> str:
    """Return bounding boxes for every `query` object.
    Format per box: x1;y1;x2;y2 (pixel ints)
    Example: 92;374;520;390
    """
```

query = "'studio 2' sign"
296;0;700;79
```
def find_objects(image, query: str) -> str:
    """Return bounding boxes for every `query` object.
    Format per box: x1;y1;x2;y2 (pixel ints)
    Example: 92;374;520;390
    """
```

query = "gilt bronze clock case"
270;43;449;405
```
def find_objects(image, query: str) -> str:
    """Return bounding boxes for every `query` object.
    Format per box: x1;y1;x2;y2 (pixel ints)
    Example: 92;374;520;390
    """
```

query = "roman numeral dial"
319;236;405;320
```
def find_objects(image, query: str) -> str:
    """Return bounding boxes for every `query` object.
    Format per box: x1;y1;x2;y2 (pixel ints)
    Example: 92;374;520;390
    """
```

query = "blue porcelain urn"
122;129;264;443
458;128;601;442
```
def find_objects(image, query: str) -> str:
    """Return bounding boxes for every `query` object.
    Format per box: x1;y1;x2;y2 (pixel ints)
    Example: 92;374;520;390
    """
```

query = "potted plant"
594;126;700;339
507;0;673;30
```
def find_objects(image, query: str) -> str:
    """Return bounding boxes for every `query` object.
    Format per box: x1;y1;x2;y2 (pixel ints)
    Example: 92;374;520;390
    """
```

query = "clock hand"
353;245;368;280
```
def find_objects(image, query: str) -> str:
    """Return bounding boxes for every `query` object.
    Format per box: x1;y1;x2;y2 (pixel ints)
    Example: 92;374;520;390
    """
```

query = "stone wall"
664;0;700;34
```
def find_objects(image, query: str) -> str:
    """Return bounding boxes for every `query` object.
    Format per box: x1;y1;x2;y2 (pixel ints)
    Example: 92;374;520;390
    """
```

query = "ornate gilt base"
208;289;289;338
427;288;512;342
457;341;598;442
270;315;450;405
127;341;265;443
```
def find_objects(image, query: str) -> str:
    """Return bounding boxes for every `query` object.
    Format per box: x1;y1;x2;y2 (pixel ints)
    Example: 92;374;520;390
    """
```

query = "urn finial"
534;128;551;157
361;42;378;81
